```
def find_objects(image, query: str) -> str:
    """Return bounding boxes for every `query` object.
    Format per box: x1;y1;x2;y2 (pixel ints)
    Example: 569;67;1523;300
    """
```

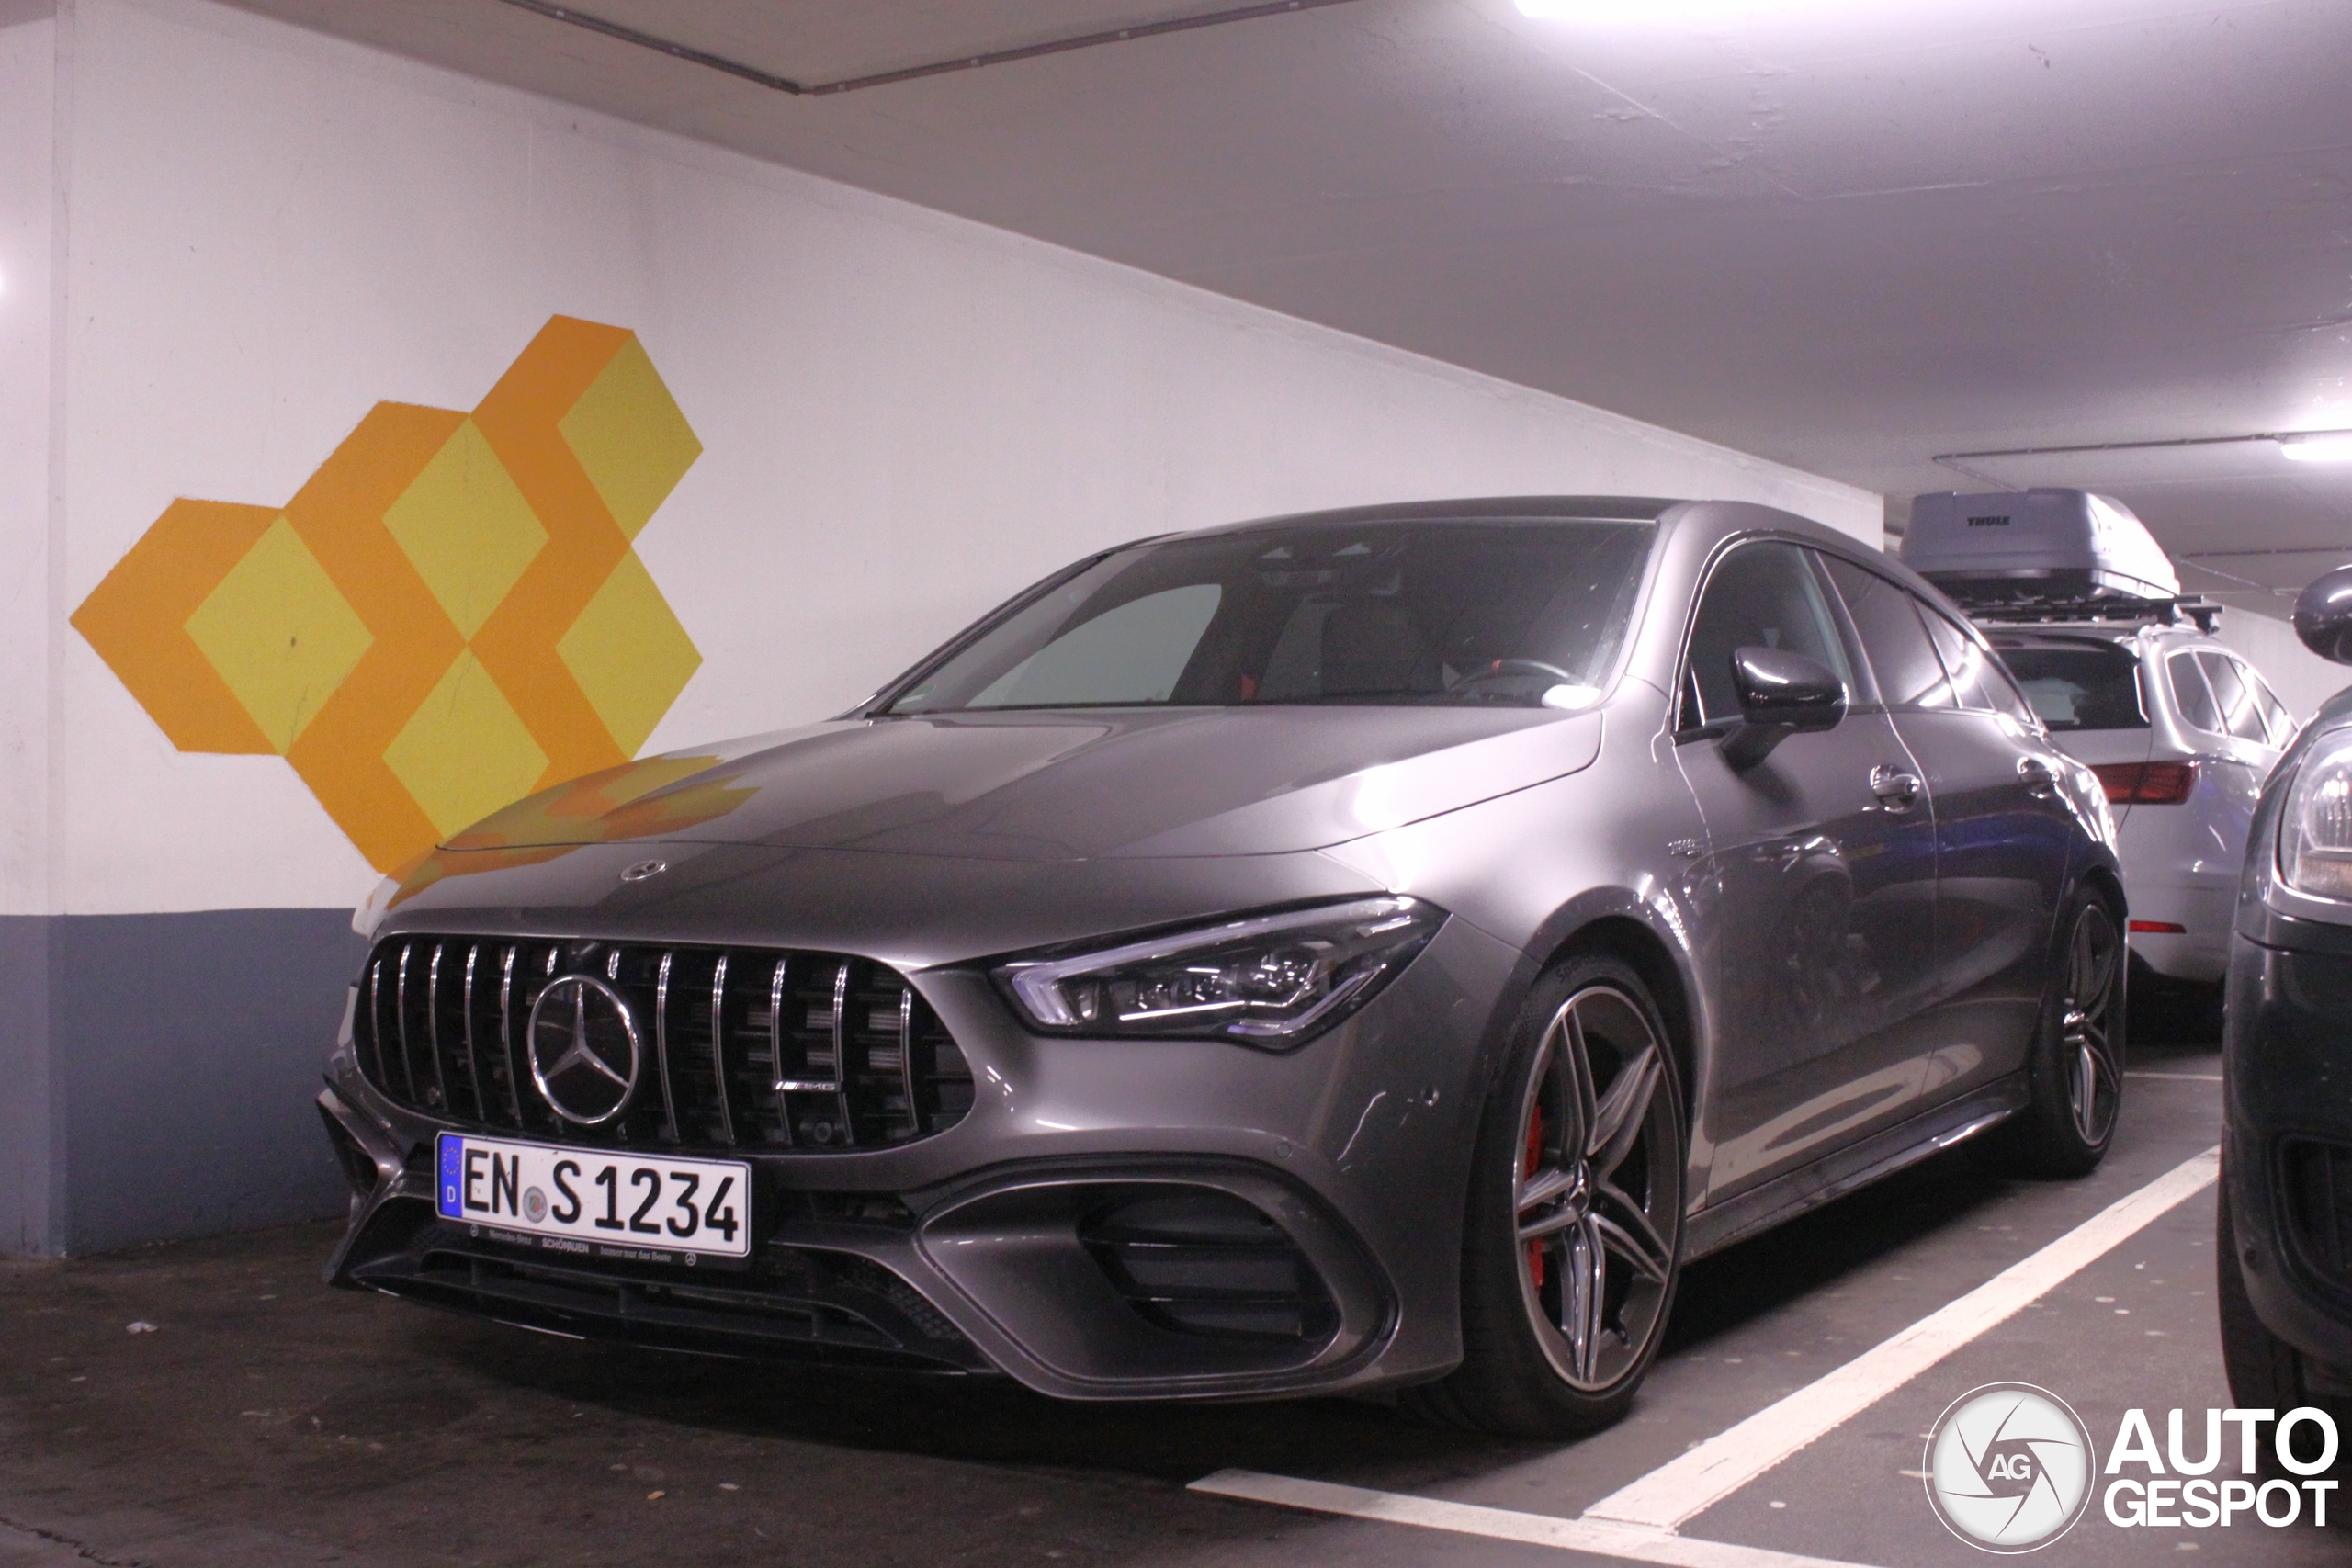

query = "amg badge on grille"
526;975;642;1125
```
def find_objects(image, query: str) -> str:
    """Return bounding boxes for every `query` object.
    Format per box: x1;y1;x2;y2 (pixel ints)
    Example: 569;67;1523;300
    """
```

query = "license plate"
435;1133;749;1260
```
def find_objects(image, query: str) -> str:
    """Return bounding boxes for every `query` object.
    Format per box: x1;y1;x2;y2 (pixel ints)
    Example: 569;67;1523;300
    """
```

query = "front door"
1676;542;1943;1201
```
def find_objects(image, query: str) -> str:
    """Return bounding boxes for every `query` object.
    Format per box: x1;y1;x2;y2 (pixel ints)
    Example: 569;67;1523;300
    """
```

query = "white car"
1986;620;2296;987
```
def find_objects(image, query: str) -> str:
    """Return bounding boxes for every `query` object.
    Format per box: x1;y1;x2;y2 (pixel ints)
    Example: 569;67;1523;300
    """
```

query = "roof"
1178;495;1685;538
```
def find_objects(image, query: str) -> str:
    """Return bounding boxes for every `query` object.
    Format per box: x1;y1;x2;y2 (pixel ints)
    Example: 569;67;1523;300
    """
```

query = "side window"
1918;611;1994;715
2248;669;2298;747
2197;651;2270;745
1679;542;1853;729
1917;602;2024;717
1820;555;1951;710
2168;651;2221;733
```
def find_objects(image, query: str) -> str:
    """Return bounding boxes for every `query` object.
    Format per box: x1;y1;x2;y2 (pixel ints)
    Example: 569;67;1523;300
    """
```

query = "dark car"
2219;564;2352;1440
320;496;2124;1436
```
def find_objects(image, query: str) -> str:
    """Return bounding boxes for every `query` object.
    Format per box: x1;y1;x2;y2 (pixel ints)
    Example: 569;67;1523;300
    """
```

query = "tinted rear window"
1996;643;2147;730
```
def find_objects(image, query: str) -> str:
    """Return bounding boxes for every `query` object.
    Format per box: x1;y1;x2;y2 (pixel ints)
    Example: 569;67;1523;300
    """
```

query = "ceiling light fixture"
2278;431;2352;464
1512;0;1838;17
1929;428;2352;485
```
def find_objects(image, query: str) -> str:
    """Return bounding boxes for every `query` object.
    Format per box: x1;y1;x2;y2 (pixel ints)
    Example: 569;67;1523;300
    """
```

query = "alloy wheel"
2061;903;2122;1145
1512;985;1682;1392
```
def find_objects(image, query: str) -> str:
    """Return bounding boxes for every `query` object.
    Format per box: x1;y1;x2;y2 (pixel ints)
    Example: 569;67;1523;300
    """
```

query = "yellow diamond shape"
183;515;374;753
383;649;551;840
382;417;548;637
557;553;702;757
557;336;702;540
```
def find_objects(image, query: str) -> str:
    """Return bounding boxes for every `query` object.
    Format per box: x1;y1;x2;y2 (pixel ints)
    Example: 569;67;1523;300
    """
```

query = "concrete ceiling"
221;0;2352;614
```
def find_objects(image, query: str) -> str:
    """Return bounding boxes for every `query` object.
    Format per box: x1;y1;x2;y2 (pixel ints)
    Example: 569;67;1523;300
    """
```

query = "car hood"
437;705;1606;865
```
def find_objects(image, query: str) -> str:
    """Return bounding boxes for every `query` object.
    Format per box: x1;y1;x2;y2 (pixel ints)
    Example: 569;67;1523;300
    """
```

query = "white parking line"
1193;1145;2222;1561
1188;1472;1882;1568
2126;1070;2222;1082
1588;1145;2218;1528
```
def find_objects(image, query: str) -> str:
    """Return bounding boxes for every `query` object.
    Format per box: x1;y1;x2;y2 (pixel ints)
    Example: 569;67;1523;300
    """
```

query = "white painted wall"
28;0;1881;917
0;8;53;920
0;3;58;1262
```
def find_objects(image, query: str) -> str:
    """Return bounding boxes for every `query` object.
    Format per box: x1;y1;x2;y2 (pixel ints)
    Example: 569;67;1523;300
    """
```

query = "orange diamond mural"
73;316;705;873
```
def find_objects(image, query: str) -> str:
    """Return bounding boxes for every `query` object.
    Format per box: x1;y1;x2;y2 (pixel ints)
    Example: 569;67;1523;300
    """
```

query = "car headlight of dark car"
2279;723;2352;904
994;897;1444;1047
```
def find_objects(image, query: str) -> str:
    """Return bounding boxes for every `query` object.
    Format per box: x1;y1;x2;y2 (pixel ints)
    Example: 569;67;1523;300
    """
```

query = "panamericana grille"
353;936;974;1151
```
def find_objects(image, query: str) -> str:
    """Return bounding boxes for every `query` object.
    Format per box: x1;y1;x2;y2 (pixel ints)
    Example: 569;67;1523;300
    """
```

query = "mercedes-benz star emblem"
526;975;642;1126
620;860;669;883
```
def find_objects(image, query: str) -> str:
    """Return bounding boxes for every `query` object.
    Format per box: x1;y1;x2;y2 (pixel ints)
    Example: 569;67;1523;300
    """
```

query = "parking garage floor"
5;1019;2340;1568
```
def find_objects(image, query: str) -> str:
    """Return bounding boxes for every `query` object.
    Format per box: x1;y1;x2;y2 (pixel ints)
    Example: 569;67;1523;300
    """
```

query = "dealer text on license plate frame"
434;1133;750;1260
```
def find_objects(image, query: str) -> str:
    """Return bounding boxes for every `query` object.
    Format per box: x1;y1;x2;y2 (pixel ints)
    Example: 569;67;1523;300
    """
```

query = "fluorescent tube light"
1513;0;1838;16
2278;431;2352;464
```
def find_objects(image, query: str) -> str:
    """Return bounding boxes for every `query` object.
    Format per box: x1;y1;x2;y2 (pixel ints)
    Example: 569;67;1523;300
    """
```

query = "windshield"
1996;641;2148;731
885;519;1659;714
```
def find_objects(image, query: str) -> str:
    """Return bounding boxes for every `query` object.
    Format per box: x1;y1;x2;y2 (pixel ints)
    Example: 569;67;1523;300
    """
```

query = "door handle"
1870;765;1921;811
2018;755;2062;797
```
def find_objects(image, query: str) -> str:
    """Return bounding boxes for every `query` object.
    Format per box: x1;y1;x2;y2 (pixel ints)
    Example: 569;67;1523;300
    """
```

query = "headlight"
995;897;1444;1047
2280;726;2352;900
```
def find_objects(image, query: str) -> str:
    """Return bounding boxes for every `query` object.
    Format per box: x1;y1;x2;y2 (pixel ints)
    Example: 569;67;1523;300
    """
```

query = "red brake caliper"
1524;1105;1545;1289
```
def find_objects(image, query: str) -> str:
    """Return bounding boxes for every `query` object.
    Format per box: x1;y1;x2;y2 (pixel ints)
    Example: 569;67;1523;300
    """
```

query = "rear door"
1676;542;1941;1200
1900;595;2075;1089
2186;648;2277;892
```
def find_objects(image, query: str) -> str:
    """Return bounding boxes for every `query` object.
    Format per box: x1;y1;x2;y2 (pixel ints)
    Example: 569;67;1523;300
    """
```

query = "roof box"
1901;488;2179;607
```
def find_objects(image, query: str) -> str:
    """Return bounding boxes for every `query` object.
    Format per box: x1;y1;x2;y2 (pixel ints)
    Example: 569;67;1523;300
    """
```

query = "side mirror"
1723;646;1847;768
2295;567;2352;666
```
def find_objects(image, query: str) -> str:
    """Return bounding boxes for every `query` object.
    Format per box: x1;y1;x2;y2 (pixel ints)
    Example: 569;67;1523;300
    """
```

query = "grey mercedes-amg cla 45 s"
322;497;2126;1436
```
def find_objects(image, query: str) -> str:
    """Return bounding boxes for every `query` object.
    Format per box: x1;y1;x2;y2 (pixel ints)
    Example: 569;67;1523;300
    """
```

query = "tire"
1974;886;2125;1179
2217;1186;2352;1474
1406;953;1687;1438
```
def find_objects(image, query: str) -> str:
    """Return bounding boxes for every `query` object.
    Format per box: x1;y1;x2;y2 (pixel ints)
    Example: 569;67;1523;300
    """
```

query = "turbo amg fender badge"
526;975;642;1125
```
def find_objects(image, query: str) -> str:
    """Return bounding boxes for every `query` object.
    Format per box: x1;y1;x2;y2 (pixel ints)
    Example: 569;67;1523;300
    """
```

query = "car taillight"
2091;761;2197;805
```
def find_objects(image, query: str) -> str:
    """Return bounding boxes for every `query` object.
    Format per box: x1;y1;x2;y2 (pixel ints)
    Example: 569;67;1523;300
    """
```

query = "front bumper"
2222;919;2352;1373
321;913;1527;1401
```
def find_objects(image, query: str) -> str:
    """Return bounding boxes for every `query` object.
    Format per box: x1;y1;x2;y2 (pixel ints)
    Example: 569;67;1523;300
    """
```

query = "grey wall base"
0;917;57;1256
0;910;366;1257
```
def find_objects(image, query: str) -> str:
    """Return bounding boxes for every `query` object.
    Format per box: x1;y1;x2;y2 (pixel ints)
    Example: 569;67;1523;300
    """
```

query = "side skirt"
1681;1075;2029;1262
